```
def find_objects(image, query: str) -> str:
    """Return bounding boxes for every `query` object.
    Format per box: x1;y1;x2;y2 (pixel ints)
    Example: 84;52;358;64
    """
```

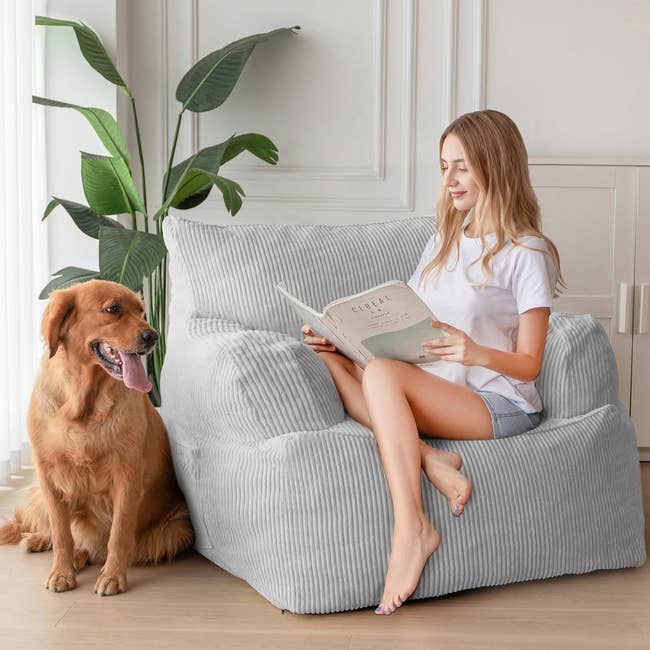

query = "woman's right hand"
301;324;337;352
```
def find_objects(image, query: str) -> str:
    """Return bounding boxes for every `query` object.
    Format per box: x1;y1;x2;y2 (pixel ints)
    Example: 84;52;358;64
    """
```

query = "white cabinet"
631;167;650;454
529;162;650;454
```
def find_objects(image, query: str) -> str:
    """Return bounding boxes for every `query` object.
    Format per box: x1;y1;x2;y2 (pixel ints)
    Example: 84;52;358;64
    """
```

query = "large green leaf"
42;197;125;239
81;153;145;215
222;133;278;166
35;16;127;89
39;266;100;299
176;26;299;112
171;133;278;211
205;174;245;216
98;226;166;291
161;138;234;211
33;96;129;162
174;184;213;210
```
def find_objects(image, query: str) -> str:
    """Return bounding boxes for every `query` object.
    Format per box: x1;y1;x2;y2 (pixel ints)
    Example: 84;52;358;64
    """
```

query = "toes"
380;598;397;615
375;598;395;615
451;479;474;516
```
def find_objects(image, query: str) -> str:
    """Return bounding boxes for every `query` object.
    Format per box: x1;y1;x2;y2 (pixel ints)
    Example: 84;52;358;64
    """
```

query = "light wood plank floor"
1;463;648;650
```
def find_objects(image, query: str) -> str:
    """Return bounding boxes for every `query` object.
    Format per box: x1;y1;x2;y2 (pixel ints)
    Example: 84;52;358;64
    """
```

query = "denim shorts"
475;390;543;439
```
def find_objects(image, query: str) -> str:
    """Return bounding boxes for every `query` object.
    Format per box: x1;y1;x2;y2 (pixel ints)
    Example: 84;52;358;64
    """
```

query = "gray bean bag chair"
160;214;646;614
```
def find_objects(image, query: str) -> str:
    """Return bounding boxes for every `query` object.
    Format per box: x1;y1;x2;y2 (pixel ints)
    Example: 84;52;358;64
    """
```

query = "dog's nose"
140;328;158;346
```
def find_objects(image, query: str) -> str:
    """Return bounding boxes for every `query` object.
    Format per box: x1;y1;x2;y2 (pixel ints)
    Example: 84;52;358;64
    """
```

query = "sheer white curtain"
0;0;49;485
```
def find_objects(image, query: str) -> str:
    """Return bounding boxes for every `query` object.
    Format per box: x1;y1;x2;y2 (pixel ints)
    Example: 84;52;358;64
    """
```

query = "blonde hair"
417;109;567;299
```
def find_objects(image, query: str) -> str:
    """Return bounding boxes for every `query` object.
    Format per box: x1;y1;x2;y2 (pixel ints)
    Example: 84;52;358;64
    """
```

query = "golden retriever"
0;279;194;595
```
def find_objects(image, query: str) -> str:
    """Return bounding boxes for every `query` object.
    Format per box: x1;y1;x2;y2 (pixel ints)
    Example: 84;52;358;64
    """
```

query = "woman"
302;109;566;616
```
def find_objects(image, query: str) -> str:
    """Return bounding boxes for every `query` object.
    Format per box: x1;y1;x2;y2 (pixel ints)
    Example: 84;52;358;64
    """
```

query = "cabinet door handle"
617;282;633;334
636;283;649;335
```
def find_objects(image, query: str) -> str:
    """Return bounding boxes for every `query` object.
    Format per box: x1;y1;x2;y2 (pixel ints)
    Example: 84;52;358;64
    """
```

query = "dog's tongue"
118;351;152;392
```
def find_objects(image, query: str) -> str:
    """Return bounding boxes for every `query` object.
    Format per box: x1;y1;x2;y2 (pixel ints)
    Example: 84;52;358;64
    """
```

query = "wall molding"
443;0;458;125
162;0;169;164
169;0;420;212
199;0;389;182
472;0;487;111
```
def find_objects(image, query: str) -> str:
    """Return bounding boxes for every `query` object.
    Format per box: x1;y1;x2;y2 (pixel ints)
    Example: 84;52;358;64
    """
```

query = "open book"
275;280;451;369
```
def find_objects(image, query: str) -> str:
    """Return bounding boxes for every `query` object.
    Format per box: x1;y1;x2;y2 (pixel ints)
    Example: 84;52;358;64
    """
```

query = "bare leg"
359;359;493;615
361;361;440;615
317;351;463;471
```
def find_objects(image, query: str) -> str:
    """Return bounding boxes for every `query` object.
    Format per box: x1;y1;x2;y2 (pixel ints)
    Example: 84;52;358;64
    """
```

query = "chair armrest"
537;312;620;419
160;323;345;444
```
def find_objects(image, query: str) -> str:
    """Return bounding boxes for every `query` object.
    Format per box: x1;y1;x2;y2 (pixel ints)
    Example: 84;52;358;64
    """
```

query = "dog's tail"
0;483;50;545
133;501;195;565
0;508;27;544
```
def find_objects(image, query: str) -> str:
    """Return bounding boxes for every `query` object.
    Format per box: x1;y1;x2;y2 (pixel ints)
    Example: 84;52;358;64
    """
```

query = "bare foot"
420;446;473;517
375;516;441;615
419;440;462;470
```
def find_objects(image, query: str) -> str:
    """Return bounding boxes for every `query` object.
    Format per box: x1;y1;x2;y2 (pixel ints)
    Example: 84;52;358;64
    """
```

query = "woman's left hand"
421;320;484;366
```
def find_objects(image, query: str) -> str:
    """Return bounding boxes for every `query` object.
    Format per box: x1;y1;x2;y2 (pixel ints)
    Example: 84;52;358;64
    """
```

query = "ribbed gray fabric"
163;214;434;338
161;215;646;614
537;312;619;418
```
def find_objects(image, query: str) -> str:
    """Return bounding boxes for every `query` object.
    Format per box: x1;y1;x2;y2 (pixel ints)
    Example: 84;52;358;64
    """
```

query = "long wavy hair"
416;109;567;298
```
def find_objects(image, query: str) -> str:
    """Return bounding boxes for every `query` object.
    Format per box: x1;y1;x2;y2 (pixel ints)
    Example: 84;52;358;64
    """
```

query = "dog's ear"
42;288;75;358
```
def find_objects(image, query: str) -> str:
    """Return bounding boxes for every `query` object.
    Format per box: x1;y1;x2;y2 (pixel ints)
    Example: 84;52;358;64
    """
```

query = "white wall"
42;0;117;277
113;0;650;227
41;0;650;264
484;0;650;157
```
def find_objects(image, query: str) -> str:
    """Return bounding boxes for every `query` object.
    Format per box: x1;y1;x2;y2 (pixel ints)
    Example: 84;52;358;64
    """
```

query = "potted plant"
35;16;300;405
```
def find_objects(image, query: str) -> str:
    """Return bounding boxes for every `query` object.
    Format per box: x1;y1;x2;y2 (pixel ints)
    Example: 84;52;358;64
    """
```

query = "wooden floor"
1;464;648;650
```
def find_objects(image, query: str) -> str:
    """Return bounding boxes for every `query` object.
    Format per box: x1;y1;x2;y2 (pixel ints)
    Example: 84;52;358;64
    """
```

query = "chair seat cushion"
168;401;646;614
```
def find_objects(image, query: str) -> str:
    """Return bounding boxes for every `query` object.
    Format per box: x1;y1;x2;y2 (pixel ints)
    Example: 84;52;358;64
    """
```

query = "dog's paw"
22;532;52;553
45;567;77;592
94;568;128;596
73;547;90;572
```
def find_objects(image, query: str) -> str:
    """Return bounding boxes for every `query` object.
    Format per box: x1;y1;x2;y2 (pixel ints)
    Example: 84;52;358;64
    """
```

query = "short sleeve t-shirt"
407;209;556;414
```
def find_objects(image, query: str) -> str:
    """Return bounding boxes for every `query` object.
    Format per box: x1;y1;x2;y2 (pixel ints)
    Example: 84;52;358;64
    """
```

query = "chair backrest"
164;215;621;418
163;214;433;338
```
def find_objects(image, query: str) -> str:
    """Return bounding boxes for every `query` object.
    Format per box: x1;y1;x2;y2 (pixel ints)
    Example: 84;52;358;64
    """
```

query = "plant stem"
128;91;163;398
152;110;184;396
130;94;148;218
162;110;184;209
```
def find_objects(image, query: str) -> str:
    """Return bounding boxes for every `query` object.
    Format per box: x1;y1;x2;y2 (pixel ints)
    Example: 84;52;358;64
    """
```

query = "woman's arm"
474;307;550;382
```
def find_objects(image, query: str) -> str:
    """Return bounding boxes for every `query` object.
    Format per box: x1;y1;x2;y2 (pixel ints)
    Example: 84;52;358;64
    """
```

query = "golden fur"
0;279;194;596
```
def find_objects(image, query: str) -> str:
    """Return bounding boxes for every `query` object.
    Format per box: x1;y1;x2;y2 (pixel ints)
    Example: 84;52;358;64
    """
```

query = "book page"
275;283;369;366
322;281;450;365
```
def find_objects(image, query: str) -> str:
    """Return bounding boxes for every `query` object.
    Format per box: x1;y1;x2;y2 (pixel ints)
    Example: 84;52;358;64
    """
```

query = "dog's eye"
103;305;121;315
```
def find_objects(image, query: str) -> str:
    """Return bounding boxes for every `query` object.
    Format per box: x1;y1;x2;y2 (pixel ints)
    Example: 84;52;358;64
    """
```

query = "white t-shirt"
407;210;557;414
